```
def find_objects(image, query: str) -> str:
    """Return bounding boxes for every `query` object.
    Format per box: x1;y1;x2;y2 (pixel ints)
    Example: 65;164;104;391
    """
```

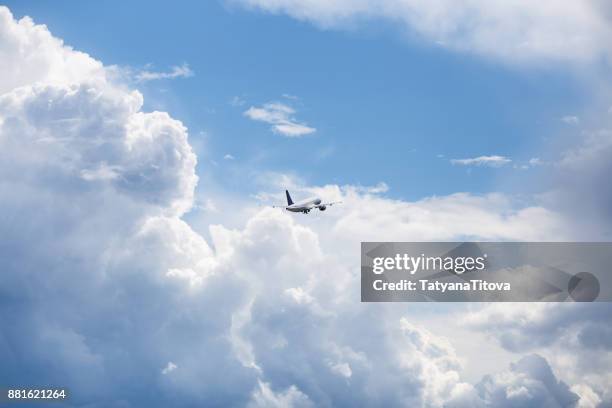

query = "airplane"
273;190;342;214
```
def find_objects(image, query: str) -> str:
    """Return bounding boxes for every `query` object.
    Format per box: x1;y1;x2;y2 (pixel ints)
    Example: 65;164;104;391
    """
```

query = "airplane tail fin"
285;190;294;206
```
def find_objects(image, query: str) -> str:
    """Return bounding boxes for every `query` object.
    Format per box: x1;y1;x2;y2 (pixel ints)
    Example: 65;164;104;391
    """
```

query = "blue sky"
4;0;595;201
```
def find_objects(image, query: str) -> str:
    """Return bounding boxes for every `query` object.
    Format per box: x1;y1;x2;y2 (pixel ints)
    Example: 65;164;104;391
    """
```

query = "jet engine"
318;205;327;211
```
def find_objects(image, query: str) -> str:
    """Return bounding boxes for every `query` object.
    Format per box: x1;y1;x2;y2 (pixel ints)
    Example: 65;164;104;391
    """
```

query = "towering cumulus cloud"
0;6;225;405
0;6;606;407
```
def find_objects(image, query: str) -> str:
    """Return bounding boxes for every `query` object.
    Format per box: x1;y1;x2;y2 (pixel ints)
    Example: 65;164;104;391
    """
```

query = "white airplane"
274;190;342;214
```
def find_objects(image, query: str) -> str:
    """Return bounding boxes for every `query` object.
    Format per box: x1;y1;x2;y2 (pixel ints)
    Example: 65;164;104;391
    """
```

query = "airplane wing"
272;205;287;209
320;201;342;207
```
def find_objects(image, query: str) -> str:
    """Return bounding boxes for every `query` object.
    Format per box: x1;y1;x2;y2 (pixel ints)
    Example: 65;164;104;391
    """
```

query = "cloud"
230;95;247;107
260;180;571;241
549;125;612;238
529;157;543;166
244;102;316;137
464;303;612;352
133;63;194;82
446;354;582;408
231;0;612;65
224;153;235;160
509;157;546;170
248;381;314;408
559;129;612;169
328;361;352;378
463;303;612;404
0;7;104;94
451;155;512;167
0;83;198;216
162;361;178;375
0;7;243;406
562;115;581;125
354;181;389;194
572;384;602;408
473;354;579;408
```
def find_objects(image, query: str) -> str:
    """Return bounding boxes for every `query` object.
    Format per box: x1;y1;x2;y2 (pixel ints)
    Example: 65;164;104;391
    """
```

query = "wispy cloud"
451;155;511;167
513;157;547;170
161;362;178;375
561;115;580;125
134;63;194;82
244;102;316;137
229;96;246;107
353;182;389;194
223;154;235;160
233;0;612;65
529;157;543;166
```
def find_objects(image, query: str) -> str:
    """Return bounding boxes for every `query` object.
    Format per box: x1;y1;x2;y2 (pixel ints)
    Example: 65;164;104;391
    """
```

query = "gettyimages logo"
371;253;488;275
361;242;611;302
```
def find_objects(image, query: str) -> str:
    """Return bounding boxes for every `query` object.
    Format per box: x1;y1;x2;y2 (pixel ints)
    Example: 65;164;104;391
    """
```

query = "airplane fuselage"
285;197;322;213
